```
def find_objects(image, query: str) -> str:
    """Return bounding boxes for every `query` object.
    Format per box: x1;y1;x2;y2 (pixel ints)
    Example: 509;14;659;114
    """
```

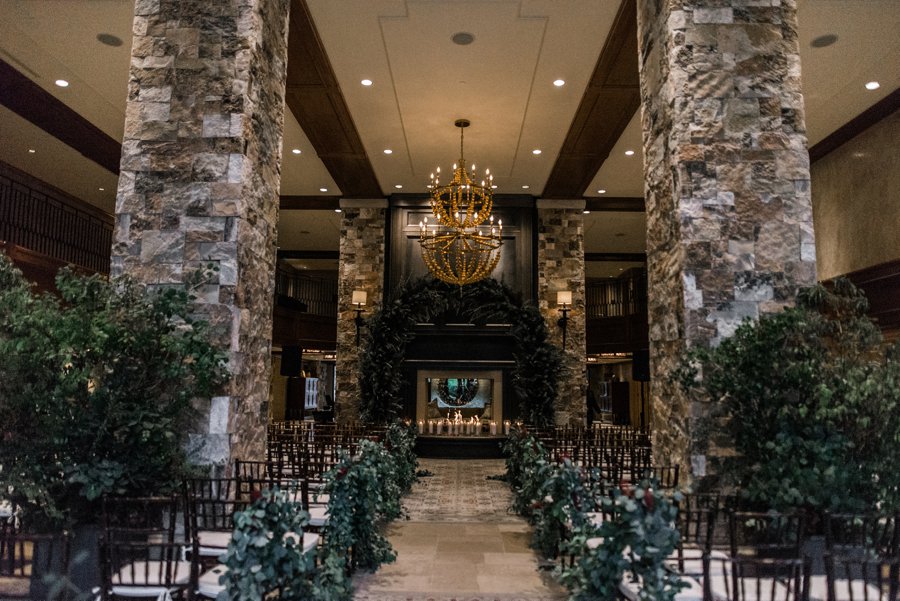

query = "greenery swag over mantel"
358;277;562;426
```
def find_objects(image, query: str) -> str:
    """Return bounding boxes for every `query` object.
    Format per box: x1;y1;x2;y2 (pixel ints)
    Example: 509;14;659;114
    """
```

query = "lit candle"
490;421;497;436
418;420;424;434
428;420;435;435
504;420;511;436
474;419;480;435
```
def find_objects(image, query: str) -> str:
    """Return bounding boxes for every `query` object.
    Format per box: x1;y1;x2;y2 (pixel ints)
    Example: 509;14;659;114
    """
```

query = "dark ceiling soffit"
586;252;646;262
542;0;641;199
0;59;122;175
286;0;381;199
585;196;645;212
277;249;340;260
279;195;341;210
809;87;900;163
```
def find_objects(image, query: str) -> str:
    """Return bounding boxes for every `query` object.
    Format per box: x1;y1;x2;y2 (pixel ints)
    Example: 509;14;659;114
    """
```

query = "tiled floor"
352;459;566;601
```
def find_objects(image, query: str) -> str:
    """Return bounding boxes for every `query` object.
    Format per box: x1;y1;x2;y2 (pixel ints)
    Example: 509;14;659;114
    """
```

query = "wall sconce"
352;290;367;346
557;290;572;349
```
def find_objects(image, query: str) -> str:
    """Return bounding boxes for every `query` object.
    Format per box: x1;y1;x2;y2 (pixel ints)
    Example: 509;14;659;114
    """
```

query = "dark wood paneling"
271;305;337;351
810;88;900;163
543;0;640;199
839;259;900;335
277;249;340;260
585;197;645;212
586;252;646;262
286;1;381;198
279;195;341;210
0;59;121;175
0;160;113;273
0;242;97;293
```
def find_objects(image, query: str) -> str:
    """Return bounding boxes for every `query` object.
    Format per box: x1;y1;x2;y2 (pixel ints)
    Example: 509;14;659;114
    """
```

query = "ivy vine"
357;277;562;427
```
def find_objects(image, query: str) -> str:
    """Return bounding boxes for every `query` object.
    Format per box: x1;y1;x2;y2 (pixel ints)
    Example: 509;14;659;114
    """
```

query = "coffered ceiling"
0;0;898;274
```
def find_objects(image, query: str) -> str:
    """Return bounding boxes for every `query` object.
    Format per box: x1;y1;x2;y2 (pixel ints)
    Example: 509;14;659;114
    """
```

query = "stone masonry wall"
335;205;387;423
636;0;816;481
536;205;587;426
113;0;290;467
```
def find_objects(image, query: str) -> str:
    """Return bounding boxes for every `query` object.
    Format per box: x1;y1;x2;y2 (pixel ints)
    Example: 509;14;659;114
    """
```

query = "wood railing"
275;266;337;318
0;161;112;274
585;270;647;318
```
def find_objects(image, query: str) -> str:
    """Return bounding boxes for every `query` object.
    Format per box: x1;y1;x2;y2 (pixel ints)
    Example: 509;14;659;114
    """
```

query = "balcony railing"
586;270;647;319
275;267;337;319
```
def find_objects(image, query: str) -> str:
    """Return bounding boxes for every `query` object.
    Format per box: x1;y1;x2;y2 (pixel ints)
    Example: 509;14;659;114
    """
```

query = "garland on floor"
358;277;562;426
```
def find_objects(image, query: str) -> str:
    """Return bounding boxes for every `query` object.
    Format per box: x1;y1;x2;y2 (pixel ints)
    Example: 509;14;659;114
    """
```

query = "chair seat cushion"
112;560;192;586
197;565;228;598
808;574;884;601
283;531;320;554
308;506;329;527
197;530;232;556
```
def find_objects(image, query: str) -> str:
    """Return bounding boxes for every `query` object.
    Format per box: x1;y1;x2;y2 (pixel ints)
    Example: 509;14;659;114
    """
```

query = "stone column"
536;200;587;426
335;200;387;423
112;0;290;467
636;0;816;480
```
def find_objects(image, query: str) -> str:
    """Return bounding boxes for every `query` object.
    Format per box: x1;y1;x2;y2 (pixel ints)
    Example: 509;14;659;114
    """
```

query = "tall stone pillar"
112;0;290;466
335;200;387;423
536;201;587;426
636;0;817;479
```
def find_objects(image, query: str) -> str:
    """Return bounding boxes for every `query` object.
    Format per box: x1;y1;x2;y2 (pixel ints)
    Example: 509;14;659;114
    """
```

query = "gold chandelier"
419;119;502;286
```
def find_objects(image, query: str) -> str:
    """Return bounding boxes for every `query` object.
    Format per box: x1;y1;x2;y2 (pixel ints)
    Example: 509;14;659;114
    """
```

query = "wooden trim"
278;249;340;260
585;197;645;212
810;88;900;163
835;259;900;333
0;59;121;175
542;0;641;199
586;252;646;262
0;160;113;224
285;0;381;199
279;195;341;210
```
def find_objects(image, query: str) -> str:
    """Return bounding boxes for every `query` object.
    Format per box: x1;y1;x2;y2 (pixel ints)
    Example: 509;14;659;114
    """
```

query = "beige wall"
812;111;900;280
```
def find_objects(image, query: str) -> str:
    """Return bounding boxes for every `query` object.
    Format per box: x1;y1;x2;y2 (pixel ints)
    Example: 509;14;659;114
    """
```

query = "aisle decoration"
358;277;562;426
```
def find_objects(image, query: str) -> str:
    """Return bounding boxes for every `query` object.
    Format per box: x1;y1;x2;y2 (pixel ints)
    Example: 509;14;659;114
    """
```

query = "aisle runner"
402;459;520;523
353;459;566;601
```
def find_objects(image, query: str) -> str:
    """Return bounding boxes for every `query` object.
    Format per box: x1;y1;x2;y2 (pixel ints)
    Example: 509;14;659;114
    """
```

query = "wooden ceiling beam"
542;0;640;199
585;196;645;212
0;59;121;175
586;252;646;262
279;195;341;210
286;0;382;199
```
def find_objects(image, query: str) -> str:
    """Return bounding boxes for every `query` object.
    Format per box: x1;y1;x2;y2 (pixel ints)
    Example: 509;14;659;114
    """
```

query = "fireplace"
415;369;503;425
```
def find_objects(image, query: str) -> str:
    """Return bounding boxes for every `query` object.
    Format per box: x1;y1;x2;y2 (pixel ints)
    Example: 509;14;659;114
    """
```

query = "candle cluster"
415;413;522;437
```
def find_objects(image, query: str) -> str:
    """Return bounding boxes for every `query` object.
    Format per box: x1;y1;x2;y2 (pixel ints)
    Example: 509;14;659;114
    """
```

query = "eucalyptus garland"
357;277;562;426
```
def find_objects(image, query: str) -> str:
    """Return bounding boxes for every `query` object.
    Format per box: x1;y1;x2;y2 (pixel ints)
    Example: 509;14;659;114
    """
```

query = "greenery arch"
358;277;563;426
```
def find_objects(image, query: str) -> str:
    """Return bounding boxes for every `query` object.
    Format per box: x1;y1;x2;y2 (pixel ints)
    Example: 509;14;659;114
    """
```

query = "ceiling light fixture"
334;209;342;213
55;79;69;88
96;33;123;47
320;187;328;192
598;189;606;194
522;185;530;189
291;148;301;154
451;32;475;46
27;149;35;154
361;79;373;86
383;149;393;154
394;184;403;189
553;79;565;87
865;81;880;90
419;119;502;287
624;150;635;156
810;34;838;48
583;210;591;214
532;149;542;155
98;187;105;191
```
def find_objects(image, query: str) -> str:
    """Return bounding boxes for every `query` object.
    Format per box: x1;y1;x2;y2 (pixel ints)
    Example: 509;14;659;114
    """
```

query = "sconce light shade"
352;290;367;306
557;290;572;307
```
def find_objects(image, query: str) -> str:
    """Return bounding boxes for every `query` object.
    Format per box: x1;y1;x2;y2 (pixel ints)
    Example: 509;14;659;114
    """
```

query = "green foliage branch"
0;252;228;530
384;421;419;495
358;277;562;426
530;458;598;558
676;278;900;513
558;483;685;601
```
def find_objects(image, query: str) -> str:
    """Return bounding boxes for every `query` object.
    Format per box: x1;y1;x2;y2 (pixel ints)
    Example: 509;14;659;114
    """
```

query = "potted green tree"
0;252;228;594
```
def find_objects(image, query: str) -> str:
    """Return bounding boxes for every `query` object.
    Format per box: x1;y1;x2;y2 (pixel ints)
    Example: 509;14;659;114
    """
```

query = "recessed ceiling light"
583;210;591;214
383;149;393;154
624;150;635;156
598;189;606;194
394;184;403;189
810;34;838;48
98;187;105;191
491;185;498;189
522;185;530;189
27;149;35;154
97;33;123;47
54;79;69;88
299;230;311;234
291;148;301;154
319;187;328;192
451;32;475;46
553;79;565;87
334;209;342;213
361;79;373;86
532;149;542;155
865;81;880;91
